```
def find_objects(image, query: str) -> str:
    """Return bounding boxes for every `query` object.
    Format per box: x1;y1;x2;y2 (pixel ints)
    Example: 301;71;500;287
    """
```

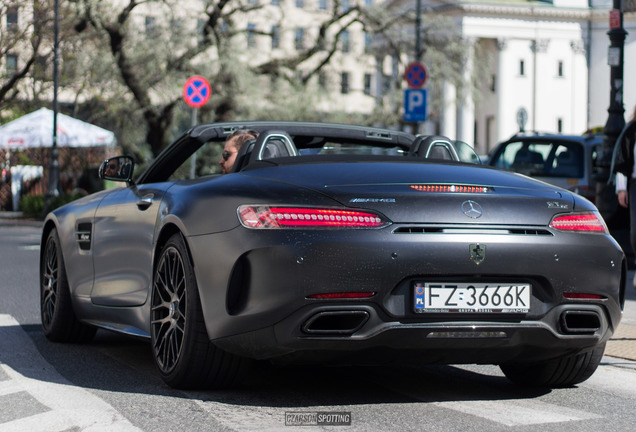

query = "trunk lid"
244;161;575;226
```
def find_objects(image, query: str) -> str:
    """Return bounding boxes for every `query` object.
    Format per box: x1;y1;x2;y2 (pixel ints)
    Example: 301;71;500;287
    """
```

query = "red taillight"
307;292;376;299
549;213;607;233
238;205;389;229
563;293;605;300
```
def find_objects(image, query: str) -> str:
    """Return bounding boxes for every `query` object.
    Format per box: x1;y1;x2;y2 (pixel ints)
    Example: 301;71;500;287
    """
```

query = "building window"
247;23;256;48
170;18;182;34
296;0;304;8
519;60;525;76
557;60;564;77
364;73;372;95
364;32;373;54
6;54;18;76
318;0;328;9
145;16;156;35
197;19;206;41
557;118;563;133
7;6;18;30
383;74;391;93
33;55;48;80
341;72;350;94
61;53;77;80
295;27;305;50
340;30;350;53
271;25;280;49
318;71;327;91
490;74;496;92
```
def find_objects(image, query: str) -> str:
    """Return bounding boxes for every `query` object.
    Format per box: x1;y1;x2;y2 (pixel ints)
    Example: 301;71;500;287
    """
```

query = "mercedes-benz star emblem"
461;200;483;218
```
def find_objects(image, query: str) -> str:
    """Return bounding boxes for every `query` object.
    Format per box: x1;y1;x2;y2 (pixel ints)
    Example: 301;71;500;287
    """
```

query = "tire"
500;343;606;388
150;233;248;389
40;228;96;343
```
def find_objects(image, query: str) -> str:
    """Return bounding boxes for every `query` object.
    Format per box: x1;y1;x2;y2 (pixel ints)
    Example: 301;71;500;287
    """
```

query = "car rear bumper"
213;301;614;365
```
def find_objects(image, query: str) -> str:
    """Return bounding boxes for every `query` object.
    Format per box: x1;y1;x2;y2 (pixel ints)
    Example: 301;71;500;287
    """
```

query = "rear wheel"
40;228;96;343
500;343;606;388
151;233;248;389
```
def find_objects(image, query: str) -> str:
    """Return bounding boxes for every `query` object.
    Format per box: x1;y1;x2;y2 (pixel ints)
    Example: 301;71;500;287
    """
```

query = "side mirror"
99;156;135;183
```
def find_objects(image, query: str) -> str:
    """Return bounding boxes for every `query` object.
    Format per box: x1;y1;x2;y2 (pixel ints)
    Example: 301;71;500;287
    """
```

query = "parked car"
40;122;624;390
487;132;604;203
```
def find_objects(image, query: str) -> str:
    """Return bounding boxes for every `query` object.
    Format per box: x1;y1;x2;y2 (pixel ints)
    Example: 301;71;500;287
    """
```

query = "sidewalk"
607;323;636;361
0;211;43;228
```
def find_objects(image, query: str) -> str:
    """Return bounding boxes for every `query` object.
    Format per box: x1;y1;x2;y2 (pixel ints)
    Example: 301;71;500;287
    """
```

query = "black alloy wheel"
151;242;187;374
40;228;96;343
150;233;248;389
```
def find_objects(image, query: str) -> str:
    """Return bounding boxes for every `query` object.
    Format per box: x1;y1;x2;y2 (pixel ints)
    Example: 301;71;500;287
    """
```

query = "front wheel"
40;228;96;343
499;343;606;388
150;233;248;389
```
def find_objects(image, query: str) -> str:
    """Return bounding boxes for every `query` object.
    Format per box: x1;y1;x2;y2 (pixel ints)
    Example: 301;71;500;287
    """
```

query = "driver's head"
219;130;259;174
105;158;120;176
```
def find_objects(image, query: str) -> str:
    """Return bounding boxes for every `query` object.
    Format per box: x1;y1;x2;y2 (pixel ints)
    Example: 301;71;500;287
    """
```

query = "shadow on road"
11;324;551;408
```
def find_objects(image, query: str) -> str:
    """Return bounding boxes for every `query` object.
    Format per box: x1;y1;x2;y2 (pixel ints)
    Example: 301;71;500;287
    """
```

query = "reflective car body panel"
42;122;625;371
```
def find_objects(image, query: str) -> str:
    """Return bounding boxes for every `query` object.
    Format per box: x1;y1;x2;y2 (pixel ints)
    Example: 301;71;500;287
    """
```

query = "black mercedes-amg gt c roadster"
40;122;625;389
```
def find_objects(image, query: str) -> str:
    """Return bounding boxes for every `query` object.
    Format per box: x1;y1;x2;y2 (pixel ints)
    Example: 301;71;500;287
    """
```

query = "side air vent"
76;223;92;251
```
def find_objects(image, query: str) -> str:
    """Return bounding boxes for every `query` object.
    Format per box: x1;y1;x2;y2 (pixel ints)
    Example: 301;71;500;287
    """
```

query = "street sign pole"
414;0;423;134
44;0;60;215
183;76;210;179
189;107;198;179
596;1;627;226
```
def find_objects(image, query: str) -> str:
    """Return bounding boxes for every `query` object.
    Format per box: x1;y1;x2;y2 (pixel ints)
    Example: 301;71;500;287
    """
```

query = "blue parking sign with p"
404;89;427;122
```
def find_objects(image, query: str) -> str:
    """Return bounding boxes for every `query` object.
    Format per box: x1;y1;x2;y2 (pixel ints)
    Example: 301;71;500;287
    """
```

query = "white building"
410;0;636;154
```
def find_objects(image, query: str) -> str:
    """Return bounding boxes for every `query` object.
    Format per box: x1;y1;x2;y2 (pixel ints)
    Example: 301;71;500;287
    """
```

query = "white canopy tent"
0;107;116;148
0;108;116;211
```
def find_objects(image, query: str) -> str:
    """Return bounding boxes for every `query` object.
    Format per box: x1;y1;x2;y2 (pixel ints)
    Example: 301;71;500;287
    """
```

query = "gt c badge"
470;243;486;265
547;201;569;209
461;200;483;218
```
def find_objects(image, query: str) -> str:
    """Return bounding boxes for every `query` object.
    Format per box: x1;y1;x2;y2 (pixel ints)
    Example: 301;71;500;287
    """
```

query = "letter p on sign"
404;89;427;122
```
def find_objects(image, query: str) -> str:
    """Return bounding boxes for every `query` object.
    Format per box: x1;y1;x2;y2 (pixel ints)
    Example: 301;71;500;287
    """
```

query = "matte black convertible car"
40;122;625;389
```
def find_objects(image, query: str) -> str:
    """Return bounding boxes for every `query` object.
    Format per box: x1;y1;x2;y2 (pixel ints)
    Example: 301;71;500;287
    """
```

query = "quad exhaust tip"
302;311;369;335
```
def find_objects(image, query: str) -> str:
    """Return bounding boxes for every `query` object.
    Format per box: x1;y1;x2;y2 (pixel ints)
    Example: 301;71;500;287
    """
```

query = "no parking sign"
404;62;429;90
183;76;211;108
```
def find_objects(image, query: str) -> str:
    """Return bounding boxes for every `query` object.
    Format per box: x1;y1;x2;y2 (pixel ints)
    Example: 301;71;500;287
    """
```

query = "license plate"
414;282;530;313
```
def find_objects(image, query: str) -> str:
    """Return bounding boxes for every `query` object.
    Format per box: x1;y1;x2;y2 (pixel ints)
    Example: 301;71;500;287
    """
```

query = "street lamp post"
45;0;60;213
596;0;627;226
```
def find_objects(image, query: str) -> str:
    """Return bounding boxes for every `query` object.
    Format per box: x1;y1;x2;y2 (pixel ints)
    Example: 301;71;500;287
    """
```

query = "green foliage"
15;152;33;165
19;194;84;219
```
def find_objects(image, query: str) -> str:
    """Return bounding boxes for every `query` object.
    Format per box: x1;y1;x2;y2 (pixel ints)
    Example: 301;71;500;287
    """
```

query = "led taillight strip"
549;213;607;233
410;184;490;193
238;205;390;229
